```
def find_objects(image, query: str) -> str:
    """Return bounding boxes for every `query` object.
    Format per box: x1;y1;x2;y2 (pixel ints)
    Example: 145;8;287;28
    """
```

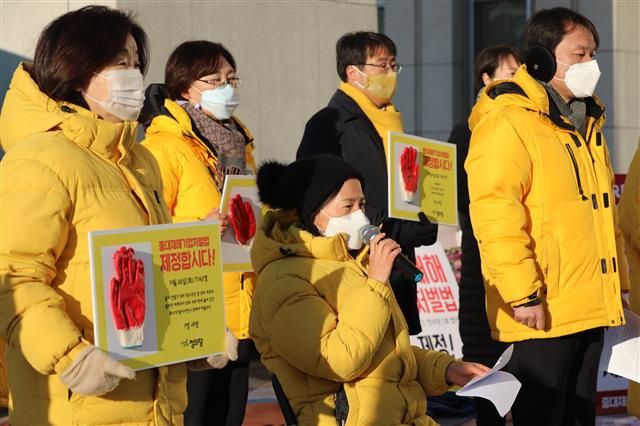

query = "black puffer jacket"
448;120;507;365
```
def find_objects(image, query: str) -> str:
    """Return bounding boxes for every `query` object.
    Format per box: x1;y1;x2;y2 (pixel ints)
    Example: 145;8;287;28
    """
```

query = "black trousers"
184;339;254;426
506;328;604;426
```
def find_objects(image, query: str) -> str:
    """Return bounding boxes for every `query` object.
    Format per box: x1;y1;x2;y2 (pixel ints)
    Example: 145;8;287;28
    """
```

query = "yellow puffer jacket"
0;64;186;425
465;65;629;342
142;98;256;340
618;140;639;417
249;210;455;425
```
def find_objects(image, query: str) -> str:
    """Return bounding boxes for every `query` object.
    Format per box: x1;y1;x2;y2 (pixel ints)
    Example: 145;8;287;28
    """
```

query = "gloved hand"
384;212;438;248
187;330;239;371
59;346;135;396
110;247;145;348
229;194;256;246
400;146;419;202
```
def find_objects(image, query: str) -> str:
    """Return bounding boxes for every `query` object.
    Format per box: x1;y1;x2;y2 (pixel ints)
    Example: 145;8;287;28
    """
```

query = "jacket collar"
251;210;370;275
1;62;136;160
471;65;606;132
329;88;371;123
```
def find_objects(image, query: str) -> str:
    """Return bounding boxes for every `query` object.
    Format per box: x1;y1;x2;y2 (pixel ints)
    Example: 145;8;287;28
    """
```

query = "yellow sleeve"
412;347;455;396
1;157;84;375
257;273;393;382
465;112;542;304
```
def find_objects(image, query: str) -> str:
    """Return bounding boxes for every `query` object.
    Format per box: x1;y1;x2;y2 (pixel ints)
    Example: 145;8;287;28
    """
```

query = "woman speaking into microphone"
249;155;488;425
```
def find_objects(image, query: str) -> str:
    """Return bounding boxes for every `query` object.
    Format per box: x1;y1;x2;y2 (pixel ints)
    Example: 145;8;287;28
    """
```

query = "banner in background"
411;242;463;358
614;174;627;204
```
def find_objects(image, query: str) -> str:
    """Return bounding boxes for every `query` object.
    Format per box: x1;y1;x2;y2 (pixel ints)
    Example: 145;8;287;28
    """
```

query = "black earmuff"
524;46;557;83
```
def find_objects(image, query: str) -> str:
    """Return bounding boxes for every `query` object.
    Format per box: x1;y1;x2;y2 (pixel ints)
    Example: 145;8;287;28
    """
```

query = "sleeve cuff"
366;278;392;301
431;353;457;395
53;340;91;375
509;287;542;308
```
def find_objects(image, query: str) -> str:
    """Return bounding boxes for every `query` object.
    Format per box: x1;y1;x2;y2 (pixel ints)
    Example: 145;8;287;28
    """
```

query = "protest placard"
89;221;225;370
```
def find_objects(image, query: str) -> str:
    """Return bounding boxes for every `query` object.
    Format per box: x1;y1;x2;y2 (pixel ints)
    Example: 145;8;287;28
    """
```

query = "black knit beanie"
256;155;365;225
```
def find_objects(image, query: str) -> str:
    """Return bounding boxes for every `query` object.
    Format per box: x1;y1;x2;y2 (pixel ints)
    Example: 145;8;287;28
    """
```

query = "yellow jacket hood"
251;209;358;275
1;63;137;156
469;65;605;133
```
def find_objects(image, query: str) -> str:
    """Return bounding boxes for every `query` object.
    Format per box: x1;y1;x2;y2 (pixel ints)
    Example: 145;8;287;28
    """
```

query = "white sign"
456;345;521;417
593;309;639;414
410;242;463;358
601;309;640;383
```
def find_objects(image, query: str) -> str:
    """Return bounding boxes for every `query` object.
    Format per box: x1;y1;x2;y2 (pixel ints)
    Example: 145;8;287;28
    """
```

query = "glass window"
474;0;527;55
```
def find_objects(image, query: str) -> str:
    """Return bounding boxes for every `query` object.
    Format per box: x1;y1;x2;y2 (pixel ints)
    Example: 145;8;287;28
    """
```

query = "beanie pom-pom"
256;161;291;209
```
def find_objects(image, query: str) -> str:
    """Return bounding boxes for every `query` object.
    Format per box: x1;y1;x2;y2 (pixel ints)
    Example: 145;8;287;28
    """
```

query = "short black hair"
474;45;523;88
165;40;236;100
31;5;148;108
336;31;397;82
525;7;599;54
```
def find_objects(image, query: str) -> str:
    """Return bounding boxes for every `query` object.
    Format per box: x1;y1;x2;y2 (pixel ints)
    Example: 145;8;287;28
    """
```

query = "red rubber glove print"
400;146;419;202
229;194;256;246
110;247;145;348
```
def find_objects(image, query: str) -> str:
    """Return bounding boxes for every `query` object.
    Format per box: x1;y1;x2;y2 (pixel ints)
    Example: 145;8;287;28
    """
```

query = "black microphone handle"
393;252;424;283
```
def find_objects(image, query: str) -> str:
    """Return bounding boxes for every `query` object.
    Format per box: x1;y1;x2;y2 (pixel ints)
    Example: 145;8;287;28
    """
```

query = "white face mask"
84;69;145;121
193;84;240;120
554;59;601;98
320;209;370;250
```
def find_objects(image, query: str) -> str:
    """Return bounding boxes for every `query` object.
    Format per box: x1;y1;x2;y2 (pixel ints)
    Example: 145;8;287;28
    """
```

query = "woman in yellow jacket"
618;140;640;417
0;6;186;425
250;156;489;425
141;41;256;426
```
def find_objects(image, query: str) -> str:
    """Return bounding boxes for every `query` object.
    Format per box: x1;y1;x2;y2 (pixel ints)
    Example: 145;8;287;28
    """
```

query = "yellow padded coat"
249;210;455;425
617;140;639;417
0;64;187;425
466;66;629;342
142;99;256;340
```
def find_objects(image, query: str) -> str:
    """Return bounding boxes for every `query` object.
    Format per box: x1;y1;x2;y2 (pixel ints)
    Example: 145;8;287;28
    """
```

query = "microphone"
360;225;424;283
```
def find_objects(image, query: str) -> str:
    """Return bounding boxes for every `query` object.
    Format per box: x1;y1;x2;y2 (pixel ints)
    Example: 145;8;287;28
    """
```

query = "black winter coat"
297;89;437;335
448;121;507;365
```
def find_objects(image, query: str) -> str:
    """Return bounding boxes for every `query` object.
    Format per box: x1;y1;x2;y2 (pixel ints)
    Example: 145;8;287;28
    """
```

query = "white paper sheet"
456;344;521;417
601;309;640;383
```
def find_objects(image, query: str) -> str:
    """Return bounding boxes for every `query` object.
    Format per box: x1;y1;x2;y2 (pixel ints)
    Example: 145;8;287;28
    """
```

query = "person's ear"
346;65;360;82
481;72;492;86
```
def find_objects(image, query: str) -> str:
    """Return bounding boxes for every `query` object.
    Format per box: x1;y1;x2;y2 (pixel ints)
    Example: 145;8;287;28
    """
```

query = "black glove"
382;212;438;248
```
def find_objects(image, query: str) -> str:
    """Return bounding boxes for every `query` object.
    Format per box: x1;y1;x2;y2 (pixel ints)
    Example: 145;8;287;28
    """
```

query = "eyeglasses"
197;76;242;88
353;63;402;73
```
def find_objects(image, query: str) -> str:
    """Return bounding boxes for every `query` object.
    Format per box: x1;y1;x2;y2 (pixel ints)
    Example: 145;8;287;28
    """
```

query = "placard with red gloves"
219;175;263;272
89;221;225;370
387;131;458;226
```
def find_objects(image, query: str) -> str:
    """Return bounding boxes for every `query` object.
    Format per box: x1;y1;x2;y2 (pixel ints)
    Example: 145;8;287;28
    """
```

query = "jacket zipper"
564;144;588;201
